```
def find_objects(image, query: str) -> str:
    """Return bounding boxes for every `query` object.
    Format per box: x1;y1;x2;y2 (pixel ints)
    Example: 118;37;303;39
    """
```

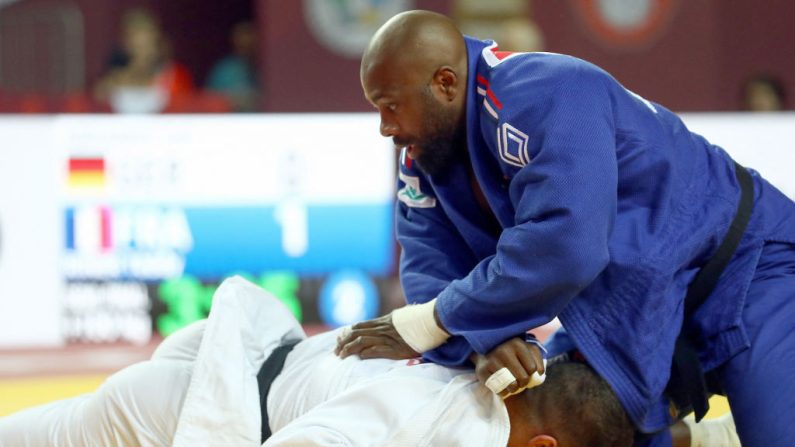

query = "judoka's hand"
334;314;420;360
471;337;545;399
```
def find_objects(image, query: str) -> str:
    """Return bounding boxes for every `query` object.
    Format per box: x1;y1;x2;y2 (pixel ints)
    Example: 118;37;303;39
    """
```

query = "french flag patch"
400;147;413;169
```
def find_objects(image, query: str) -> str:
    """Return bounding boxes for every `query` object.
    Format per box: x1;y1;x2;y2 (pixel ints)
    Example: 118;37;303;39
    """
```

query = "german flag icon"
68;157;105;189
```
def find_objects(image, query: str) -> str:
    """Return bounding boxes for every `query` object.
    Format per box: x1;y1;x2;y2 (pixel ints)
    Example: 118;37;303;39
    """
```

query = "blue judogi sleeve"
435;63;618;357
396;199;474;303
395;160;482;364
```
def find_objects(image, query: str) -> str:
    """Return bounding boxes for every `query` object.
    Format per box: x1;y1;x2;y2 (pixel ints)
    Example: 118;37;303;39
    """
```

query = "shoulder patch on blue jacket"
497;122;531;167
397;171;436;208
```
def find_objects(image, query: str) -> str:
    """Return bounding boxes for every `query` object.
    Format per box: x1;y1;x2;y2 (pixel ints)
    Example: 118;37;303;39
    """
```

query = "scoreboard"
0;114;395;347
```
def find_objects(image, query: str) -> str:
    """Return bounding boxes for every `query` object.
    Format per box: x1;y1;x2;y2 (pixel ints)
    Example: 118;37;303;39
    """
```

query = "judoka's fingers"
335;325;397;354
501;342;546;398
499;356;530;395
516;342;545;377
337;334;387;358
335;318;394;355
474;337;541;396
348;315;391;330
473;349;524;387
334;326;351;355
498;382;521;399
483;367;518;396
502;337;544;377
491;338;534;385
337;334;418;360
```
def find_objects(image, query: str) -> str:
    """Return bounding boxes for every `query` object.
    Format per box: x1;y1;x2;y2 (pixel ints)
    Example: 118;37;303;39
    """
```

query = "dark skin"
471;337;546;399
335;316;545;397
336;8;546;396
360;10;467;174
502;385;562;447
671;422;692;447
334;313;418;360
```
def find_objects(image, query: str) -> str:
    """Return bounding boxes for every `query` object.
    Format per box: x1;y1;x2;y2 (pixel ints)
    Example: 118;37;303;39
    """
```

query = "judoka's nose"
380;118;399;137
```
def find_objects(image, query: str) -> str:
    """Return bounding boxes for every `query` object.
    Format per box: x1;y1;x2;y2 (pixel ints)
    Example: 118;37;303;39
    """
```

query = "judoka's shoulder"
488;51;610;94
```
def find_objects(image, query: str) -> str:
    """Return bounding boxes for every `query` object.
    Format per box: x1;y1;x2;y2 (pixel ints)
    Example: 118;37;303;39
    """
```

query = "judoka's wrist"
391;298;450;353
524;332;547;358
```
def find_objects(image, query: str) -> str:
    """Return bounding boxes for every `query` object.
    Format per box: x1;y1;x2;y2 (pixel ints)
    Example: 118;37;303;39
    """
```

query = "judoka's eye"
387;103;397;112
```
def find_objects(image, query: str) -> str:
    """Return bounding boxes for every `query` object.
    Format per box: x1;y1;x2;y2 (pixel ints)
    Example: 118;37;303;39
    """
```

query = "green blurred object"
156;276;213;336
156;272;303;336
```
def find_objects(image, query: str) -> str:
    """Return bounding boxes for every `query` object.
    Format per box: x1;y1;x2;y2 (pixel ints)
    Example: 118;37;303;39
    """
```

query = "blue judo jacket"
395;37;795;433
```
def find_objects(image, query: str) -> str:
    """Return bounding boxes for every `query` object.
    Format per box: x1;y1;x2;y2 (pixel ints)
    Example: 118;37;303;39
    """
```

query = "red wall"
3;0;793;111
1;0;251;91
535;1;722;111
535;1;795;111
258;0;450;112
258;0;794;112
714;1;795;110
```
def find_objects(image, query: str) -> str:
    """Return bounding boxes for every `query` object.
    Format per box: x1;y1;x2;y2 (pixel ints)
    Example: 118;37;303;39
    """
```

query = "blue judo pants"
645;241;795;446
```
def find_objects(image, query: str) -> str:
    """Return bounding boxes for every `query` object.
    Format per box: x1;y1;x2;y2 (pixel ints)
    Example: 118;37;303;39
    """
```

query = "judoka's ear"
527;434;557;447
432;66;459;101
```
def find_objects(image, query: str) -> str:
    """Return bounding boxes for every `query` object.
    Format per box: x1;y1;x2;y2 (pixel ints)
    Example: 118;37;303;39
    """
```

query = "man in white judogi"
0;277;644;446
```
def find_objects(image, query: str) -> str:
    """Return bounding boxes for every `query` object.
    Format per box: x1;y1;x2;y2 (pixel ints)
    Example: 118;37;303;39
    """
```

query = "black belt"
258;339;300;443
666;161;754;422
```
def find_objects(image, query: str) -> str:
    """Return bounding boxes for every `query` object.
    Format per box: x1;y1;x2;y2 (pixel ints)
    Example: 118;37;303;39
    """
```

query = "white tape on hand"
391;299;450;353
485;367;517;394
501;358;547;399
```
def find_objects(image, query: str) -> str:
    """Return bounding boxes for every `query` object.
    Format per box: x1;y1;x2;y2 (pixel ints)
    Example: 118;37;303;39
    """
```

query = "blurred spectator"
94;8;194;113
743;73;787;112
205;21;260;112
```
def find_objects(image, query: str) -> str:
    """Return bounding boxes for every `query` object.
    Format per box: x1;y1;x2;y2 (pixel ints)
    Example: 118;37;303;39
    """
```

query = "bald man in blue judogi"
349;10;795;447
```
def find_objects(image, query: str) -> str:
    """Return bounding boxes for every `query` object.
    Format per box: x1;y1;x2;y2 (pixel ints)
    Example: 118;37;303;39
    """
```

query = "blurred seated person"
206;21;260;112
94;8;194;113
743;73;787;112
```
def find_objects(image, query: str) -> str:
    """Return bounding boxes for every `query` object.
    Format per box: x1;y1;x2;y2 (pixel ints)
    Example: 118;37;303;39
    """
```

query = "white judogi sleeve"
171;276;306;446
0;276;305;447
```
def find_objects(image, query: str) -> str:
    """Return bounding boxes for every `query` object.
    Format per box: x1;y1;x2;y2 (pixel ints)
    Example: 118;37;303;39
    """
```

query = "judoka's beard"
412;87;465;177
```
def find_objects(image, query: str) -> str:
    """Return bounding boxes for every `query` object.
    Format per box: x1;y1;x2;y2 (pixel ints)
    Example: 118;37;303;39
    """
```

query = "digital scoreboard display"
0;114;396;347
59;116;395;276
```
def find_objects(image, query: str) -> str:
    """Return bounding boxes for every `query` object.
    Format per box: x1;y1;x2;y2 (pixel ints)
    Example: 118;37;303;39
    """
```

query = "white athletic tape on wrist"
391;299;450;353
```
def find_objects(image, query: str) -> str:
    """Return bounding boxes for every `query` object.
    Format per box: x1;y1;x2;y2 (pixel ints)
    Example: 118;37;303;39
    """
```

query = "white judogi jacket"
171;276;307;446
0;277;510;447
266;330;510;446
182;276;510;446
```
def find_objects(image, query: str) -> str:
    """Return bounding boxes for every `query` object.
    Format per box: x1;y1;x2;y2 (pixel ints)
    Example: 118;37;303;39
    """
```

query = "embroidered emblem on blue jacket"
397;172;437;208
497;122;530;167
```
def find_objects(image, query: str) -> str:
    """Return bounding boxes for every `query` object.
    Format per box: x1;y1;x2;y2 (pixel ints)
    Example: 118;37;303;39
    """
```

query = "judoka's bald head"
361;10;469;177
361;10;466;86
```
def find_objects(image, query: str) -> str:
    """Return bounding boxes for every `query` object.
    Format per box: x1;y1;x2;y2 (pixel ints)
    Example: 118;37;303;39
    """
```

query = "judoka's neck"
504;394;558;447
